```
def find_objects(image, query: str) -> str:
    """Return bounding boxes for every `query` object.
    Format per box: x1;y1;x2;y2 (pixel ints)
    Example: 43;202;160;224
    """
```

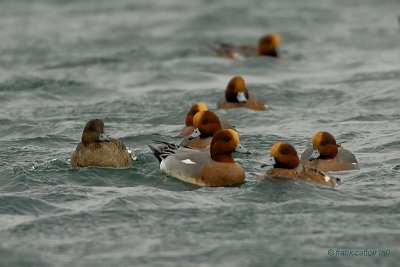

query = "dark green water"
1;0;400;266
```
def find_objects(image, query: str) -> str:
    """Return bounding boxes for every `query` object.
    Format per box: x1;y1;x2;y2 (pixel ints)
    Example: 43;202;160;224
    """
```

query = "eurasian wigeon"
213;32;283;59
183;110;223;149
217;76;268;111
149;129;247;187
179;102;236;138
70;119;132;168
263;142;340;187
300;131;360;172
179;102;208;137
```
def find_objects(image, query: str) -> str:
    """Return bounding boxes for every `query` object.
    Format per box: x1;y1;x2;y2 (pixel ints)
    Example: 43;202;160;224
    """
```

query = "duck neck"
317;154;335;160
318;146;338;159
262;50;278;57
211;153;235;163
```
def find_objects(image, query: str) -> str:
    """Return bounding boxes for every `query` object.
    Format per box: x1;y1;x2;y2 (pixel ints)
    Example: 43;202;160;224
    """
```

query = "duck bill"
237;92;247;103
99;133;110;142
235;143;249;154
309;149;320;161
261;157;276;168
189;128;201;140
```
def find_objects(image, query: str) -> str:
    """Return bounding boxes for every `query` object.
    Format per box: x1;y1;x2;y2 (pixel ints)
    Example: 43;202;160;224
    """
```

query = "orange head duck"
149;129;247;187
258;32;282;57
263;142;340;187
217;76;268;111
183;110;223;149
300;131;360;172
213;32;283;59
70;119;133;168
179;102;208;137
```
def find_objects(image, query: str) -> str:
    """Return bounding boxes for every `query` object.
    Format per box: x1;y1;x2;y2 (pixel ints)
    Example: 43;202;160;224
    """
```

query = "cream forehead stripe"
232;77;245;91
270;33;282;45
193;111;206;127
196;102;208;111
270;142;285;155
227;129;240;144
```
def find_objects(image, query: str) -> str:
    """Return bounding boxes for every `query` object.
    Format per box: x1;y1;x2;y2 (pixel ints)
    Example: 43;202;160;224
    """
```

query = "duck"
179;102;236;137
70;119;132;168
213;32;283;59
300;131;360;172
263;142;340;187
149;129;246;187
179;102;208;137
217;76;268;111
182;110;223;149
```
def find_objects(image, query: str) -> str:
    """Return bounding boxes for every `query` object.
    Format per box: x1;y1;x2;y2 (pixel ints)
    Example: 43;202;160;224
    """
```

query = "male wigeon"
213;32;283;59
183;110;223;149
179;102;208;137
149;129;246;187
217;76;268;111
300;131;360;172
179;102;236;137
70;119;132;168
263;142;340;187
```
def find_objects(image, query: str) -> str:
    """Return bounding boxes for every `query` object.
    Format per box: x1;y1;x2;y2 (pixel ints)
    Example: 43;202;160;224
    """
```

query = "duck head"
258;32;282;56
81;119;110;146
310;131;338;160
225;76;249;103
190;110;222;139
264;142;299;169
210;129;247;163
185;102;208;127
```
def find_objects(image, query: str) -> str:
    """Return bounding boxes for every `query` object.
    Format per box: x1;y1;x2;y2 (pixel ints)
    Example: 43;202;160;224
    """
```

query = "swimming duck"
300;131;359;172
179;102;208;137
149;129;246;187
179;102;236;137
70;119;132;168
263;142;339;187
217;76;268;111
213;32;282;59
183;110;223;149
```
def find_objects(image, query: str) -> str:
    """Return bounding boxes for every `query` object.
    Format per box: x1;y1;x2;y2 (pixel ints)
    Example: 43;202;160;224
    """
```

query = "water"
1;0;400;266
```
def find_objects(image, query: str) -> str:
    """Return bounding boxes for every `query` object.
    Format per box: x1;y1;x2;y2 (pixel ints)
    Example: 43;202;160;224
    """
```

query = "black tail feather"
148;144;163;163
148;140;180;163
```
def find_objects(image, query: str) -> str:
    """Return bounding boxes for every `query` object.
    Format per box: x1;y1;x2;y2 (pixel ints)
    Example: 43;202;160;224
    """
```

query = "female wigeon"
217;76;268;111
213;32;283;59
179;102;208;137
300;131;360;172
183;110;223;149
263;142;340;187
149;129;247;187
70;119;132;168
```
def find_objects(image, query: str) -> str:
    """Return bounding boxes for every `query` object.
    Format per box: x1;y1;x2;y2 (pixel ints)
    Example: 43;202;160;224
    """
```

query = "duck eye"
280;149;288;155
321;140;328;145
202;120;208;124
224;136;230;142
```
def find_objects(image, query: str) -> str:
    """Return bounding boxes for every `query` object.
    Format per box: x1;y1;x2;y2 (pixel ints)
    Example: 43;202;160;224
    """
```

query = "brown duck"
70;119;132;168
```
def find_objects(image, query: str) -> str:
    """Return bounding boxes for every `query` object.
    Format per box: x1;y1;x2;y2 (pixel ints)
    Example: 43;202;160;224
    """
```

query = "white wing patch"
181;159;196;165
324;175;331;182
